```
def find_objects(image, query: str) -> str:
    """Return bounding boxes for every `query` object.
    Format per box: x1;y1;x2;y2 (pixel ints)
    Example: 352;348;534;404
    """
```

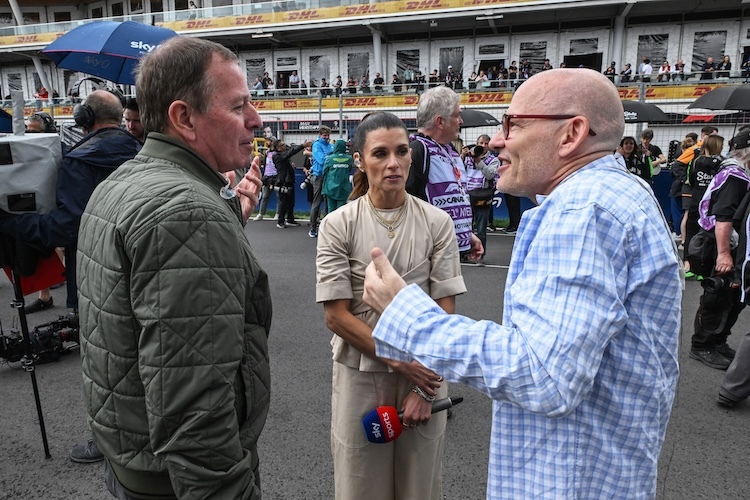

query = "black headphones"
31;112;57;133
73;103;95;129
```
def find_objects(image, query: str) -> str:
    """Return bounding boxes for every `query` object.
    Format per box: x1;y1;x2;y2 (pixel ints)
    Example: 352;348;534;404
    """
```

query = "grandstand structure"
0;0;749;143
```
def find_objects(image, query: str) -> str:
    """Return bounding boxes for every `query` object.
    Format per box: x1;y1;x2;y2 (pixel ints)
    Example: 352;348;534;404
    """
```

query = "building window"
7;73;23;93
92;7;104;18
347;53;369;81
130;1;144;13
112;2;125;17
479;44;504;56
638;34;668;69
570;38;598;54
276;56;298;67
519;41;547;73
246;58;266;84
53;11;72;22
309;55;330;88
439;46;463;77
691;31;727;72
396;50;420;79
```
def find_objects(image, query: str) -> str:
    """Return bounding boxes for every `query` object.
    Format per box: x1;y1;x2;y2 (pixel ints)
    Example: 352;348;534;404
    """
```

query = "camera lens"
701;275;730;293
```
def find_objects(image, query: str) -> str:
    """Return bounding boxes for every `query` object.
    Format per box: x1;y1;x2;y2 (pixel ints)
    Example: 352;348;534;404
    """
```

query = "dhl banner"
6;85;729;118
162;0;534;31
617;84;728;100
0;31;62;47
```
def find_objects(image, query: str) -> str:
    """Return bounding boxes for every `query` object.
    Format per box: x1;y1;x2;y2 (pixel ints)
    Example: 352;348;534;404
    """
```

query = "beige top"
316;194;466;372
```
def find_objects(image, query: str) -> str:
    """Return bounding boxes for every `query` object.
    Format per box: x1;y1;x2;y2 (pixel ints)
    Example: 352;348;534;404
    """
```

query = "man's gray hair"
135;37;239;134
731;146;750;167
416;86;460;130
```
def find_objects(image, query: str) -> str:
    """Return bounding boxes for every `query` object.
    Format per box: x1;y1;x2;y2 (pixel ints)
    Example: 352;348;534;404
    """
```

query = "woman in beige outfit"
316;111;466;499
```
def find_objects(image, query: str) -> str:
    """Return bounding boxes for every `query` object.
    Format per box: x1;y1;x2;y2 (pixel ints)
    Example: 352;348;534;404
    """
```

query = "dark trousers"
472;202;491;250
504;194;521;230
277;187;294;225
669;197;683;235
692;285;745;349
684;209;703;271
309;175;325;230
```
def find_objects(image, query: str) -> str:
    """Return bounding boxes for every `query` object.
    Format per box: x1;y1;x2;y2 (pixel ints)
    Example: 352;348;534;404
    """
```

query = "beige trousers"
331;362;447;500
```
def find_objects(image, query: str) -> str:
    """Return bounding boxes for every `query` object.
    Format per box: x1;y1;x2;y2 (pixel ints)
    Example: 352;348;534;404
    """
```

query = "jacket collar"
138;132;228;191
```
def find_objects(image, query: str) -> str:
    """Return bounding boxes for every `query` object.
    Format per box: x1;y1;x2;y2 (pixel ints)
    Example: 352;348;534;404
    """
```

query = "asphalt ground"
1;220;749;499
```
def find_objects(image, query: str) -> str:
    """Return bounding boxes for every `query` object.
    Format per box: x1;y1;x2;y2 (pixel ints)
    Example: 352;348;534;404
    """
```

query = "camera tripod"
1;238;54;459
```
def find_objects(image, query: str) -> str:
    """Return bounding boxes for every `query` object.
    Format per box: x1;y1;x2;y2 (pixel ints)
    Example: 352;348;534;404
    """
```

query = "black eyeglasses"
501;113;597;140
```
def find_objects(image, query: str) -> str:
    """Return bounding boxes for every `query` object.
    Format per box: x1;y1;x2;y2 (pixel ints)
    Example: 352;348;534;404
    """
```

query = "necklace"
366;194;408;239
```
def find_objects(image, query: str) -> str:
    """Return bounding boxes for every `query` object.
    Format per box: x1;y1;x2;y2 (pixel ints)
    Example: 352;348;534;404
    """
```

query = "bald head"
85;90;125;130
513;69;624;152
490;69;626;200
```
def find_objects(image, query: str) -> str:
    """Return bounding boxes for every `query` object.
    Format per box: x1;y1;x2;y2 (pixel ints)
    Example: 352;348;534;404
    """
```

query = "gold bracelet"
412;385;436;402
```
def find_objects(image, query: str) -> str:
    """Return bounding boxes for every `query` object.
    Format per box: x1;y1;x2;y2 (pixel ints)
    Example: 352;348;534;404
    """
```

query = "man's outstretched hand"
364;247;407;314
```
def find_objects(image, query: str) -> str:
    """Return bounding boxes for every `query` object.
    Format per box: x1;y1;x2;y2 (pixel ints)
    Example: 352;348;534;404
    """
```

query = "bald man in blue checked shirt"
363;68;682;499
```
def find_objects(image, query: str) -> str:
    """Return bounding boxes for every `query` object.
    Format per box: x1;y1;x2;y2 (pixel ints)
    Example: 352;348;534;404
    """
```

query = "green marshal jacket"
77;133;272;499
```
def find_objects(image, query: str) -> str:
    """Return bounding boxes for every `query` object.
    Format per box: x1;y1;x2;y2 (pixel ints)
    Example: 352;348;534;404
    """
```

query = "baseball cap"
730;130;750;151
448;65;452;69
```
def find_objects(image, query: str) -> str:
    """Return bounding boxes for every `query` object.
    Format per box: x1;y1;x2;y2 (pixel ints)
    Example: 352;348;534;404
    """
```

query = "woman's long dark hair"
349;111;409;200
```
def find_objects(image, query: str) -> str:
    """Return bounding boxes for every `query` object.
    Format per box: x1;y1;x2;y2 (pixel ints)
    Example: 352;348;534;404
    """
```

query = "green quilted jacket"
77;133;272;499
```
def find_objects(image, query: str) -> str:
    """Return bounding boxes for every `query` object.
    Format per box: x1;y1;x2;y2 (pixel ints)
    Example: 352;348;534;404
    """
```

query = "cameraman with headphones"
0;89;141;462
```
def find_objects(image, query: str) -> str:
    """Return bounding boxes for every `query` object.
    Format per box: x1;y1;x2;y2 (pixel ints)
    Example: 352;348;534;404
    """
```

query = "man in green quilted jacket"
77;36;272;499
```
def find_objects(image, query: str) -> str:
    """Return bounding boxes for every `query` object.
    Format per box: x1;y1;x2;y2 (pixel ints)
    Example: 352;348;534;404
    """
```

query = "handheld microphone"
362;396;464;444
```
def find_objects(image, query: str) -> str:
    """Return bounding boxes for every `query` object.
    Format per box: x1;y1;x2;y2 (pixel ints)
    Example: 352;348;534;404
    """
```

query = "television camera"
0;314;79;365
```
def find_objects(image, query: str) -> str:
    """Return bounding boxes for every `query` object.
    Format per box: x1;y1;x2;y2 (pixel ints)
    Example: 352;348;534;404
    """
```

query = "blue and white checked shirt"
373;155;682;499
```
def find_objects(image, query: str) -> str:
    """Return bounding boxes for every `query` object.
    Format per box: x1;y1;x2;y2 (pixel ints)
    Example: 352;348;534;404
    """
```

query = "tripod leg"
10;269;52;459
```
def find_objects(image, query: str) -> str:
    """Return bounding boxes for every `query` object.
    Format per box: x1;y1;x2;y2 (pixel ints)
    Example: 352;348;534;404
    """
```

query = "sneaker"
253;213;264;221
717;393;740;409
716;343;736;360
502;227;517;235
689;348;731;370
69;440;104;463
276;223;286;229
285;221;301;227
25;297;54;314
308;229;318;238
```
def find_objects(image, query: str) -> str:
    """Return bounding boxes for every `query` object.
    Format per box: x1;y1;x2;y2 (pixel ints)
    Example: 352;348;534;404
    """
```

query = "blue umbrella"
0;109;12;133
42;21;178;85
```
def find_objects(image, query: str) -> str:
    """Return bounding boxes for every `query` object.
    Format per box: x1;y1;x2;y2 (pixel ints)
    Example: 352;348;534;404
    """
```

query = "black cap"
730;130;750;151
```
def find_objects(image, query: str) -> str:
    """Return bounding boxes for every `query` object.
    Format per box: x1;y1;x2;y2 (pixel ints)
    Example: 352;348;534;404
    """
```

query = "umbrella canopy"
0;109;12;134
687;85;750;112
42;21;178;85
621;100;669;123
460;109;500;128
